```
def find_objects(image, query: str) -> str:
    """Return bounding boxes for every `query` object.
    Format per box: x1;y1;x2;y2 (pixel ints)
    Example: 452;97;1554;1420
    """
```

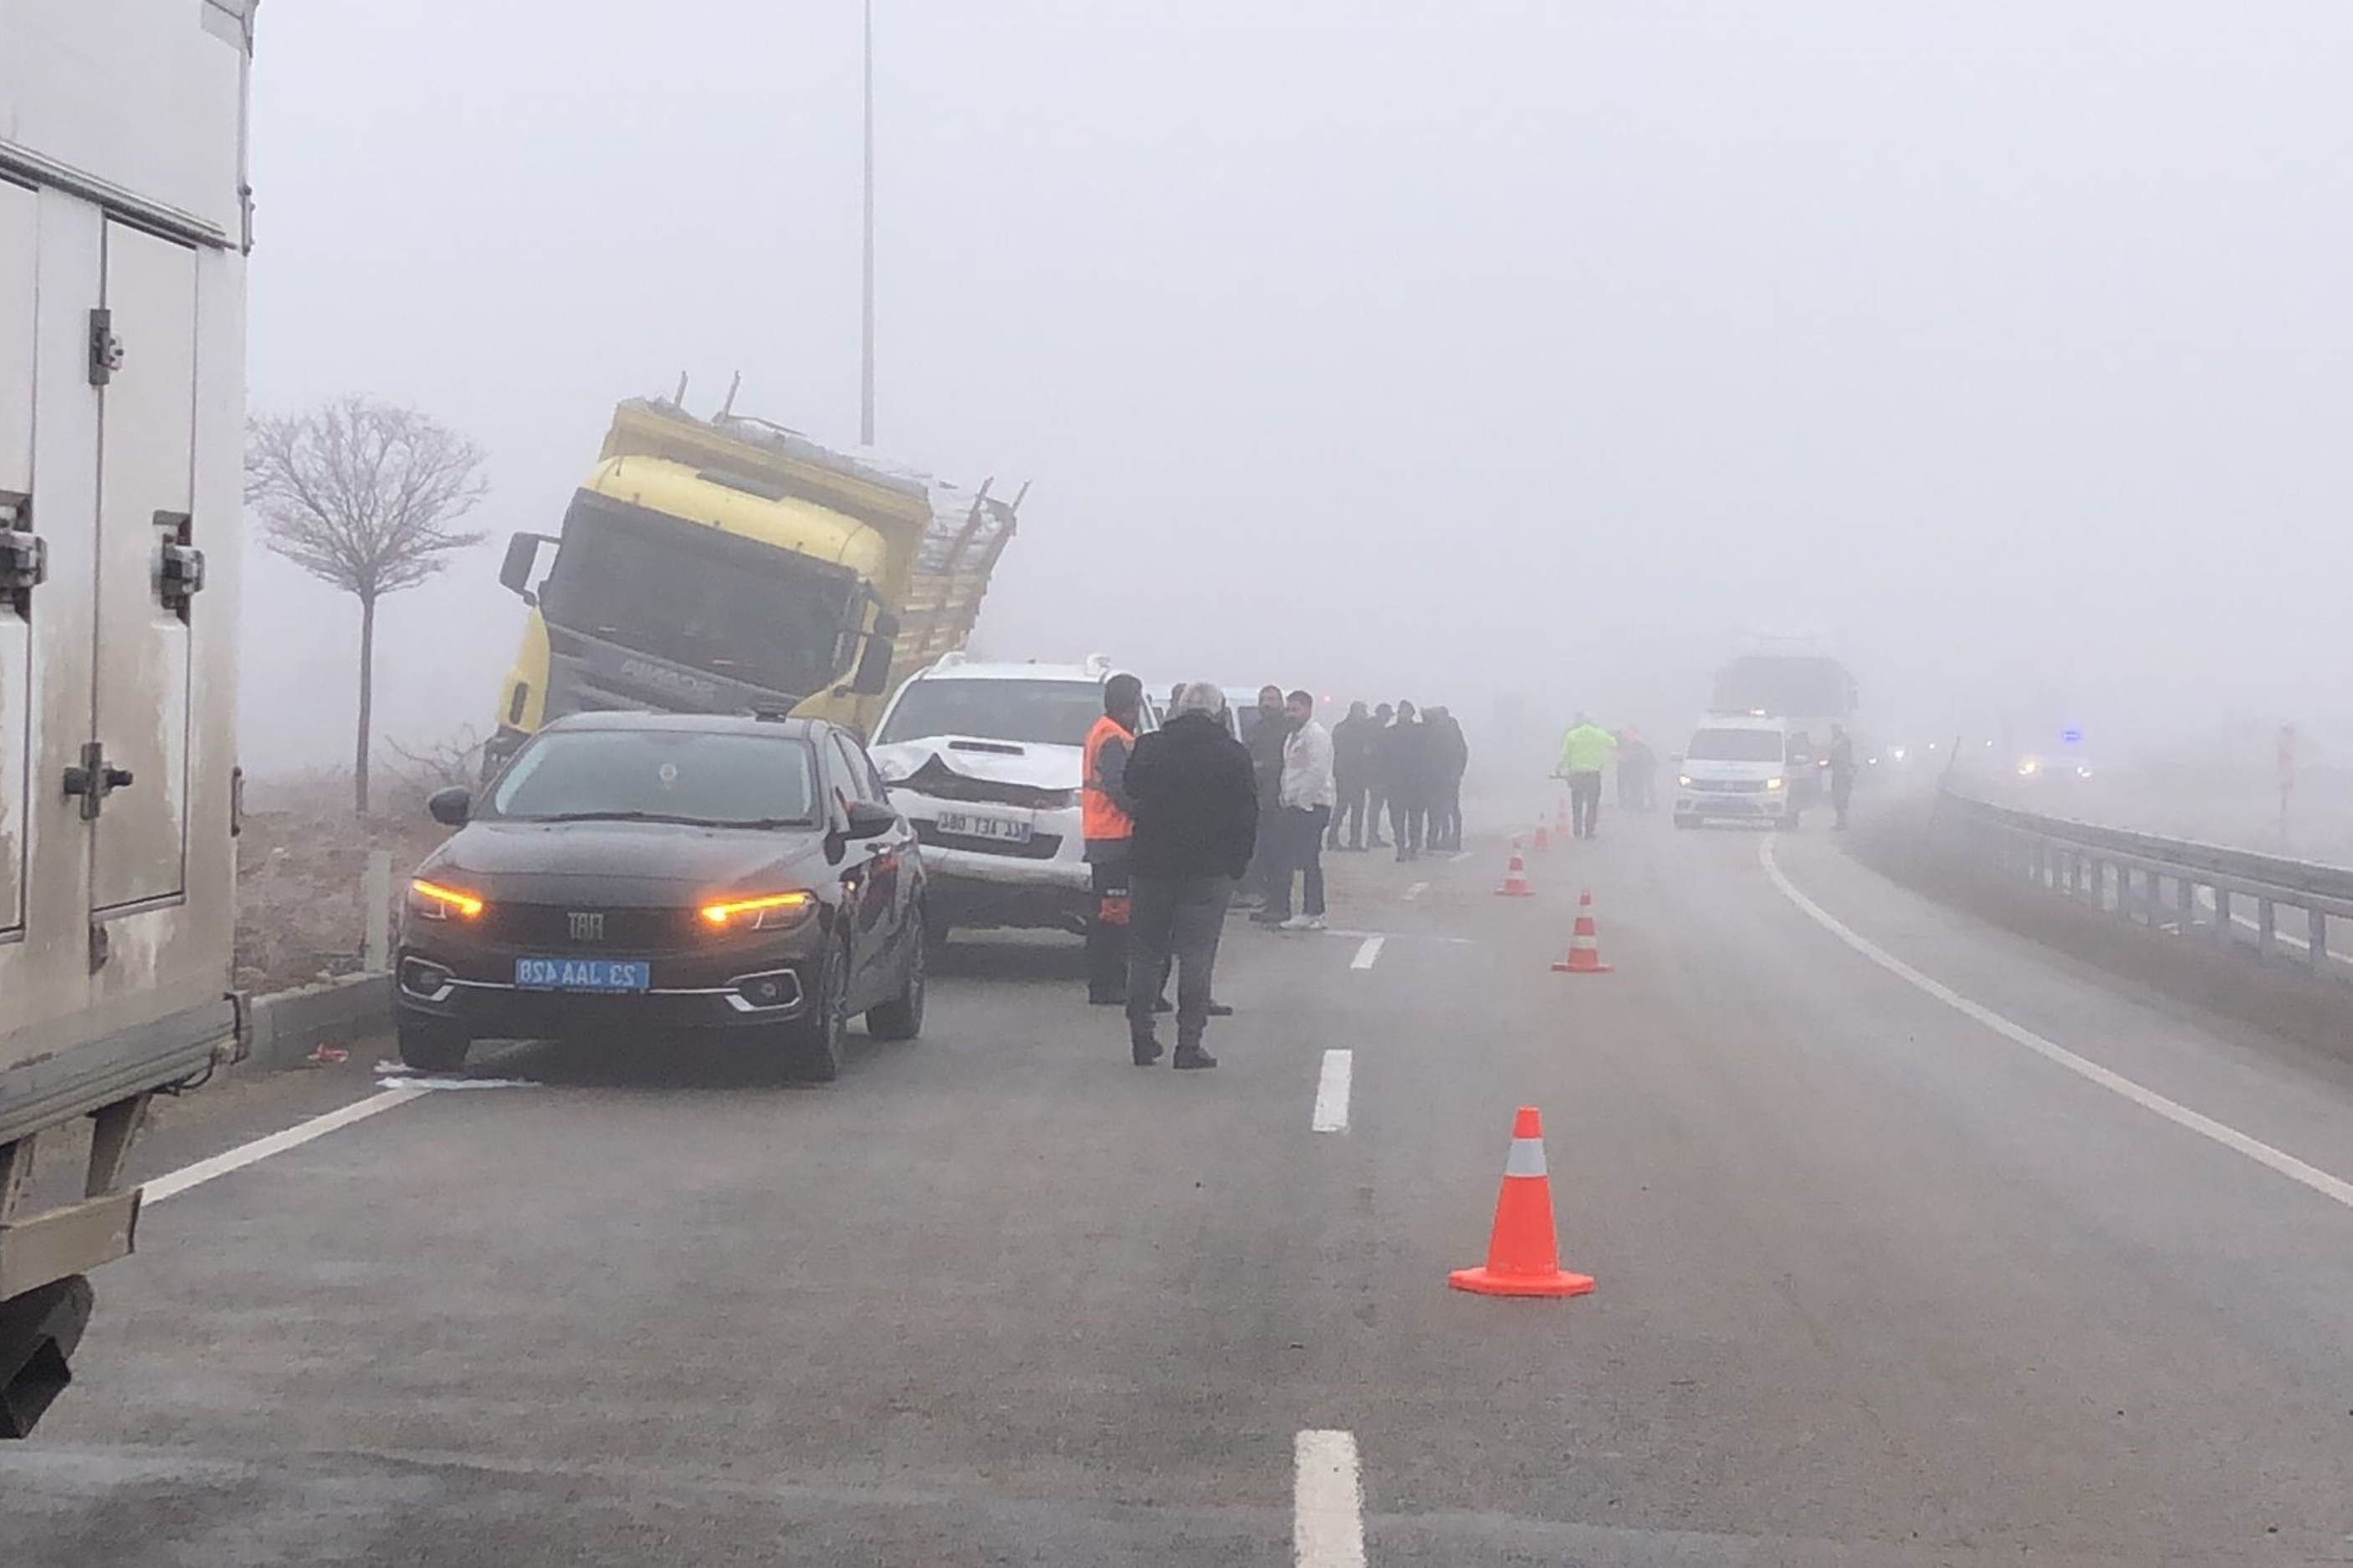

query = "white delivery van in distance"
1673;715;1800;830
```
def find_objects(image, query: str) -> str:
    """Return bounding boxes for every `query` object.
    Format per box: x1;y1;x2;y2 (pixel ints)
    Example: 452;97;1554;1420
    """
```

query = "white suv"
867;655;1152;939
1672;714;1800;830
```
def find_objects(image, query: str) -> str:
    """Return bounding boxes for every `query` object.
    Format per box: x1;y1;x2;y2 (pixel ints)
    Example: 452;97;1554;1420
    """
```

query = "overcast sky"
238;2;2353;774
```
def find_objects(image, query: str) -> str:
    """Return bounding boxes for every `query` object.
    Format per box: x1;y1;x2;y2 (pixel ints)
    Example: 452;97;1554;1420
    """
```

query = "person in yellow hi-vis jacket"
1555;714;1619;840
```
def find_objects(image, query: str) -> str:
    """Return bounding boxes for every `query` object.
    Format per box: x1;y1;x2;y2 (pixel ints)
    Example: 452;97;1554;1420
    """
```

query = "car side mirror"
427;786;472;827
844;801;898;840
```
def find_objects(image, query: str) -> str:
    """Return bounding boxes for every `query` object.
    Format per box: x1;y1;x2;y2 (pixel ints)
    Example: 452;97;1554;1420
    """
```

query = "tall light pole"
859;0;877;447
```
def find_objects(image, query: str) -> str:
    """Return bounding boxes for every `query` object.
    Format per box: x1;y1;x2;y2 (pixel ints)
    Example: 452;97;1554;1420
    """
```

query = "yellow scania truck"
483;397;1018;772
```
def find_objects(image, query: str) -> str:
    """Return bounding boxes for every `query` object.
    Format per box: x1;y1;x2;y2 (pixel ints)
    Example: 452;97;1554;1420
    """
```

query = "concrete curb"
245;972;393;1072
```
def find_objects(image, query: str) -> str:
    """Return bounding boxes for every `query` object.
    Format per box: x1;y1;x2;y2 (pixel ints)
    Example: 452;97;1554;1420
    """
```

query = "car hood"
420;820;834;904
871;736;1082;799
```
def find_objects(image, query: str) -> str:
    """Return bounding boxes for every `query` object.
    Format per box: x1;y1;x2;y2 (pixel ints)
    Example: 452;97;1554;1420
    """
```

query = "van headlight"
1677;774;1693;789
1766;777;1786;791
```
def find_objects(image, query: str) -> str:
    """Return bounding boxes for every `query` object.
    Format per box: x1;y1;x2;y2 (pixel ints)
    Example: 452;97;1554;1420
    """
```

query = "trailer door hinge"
88;308;123;386
0;494;42;617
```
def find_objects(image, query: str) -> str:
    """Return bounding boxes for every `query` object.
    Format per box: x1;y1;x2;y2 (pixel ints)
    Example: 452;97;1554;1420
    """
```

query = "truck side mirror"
851;613;900;696
499;534;555;601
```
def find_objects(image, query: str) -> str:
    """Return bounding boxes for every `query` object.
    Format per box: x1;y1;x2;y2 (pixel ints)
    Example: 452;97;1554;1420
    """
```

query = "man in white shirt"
1257;688;1337;931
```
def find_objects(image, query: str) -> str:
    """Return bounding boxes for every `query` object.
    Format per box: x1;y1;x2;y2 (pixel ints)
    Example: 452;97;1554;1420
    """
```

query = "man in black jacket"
1328;701;1373;850
1123;682;1259;1069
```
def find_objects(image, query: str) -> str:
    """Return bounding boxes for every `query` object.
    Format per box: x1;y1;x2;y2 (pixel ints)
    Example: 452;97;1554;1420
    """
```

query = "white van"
1673;716;1800;830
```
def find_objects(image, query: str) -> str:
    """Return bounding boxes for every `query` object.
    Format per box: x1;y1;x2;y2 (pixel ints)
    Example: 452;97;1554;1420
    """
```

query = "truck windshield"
540;493;862;700
490;729;818;826
1687;728;1784;762
875;679;1105;748
1711;656;1850;718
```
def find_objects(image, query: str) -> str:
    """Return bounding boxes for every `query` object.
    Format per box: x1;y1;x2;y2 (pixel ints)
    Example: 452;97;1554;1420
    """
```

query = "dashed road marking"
1311;1050;1353;1132
1293;1429;1366;1566
1404;881;1429;901
1350;937;1384;970
1323;927;1472;945
1761;838;2353;1213
144;1088;429;1204
1450;850;1474;863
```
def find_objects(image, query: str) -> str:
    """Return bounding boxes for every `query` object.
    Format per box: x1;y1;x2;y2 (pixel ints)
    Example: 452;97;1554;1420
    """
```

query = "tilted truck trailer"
483;396;1020;772
0;1;255;1436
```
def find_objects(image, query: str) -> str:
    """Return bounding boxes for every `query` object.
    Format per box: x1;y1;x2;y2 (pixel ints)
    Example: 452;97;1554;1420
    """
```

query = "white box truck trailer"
0;0;255;1435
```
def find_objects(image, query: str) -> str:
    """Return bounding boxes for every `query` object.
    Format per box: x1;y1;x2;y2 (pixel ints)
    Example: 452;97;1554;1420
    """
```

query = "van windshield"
1687;728;1784;763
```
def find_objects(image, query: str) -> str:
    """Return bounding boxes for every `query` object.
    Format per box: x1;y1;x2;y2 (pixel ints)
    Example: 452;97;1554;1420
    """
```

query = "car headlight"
699;890;818;932
2074;764;2093;779
408;878;484;921
1677;774;1693;789
1766;776;1786;791
2017;758;2041;778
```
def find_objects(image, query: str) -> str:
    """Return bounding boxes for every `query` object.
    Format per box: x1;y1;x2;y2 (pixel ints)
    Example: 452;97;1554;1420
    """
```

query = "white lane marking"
1450;850;1473;863
1760;839;2353;1213
1311;1050;1354;1132
1293;1429;1366;1567
143;1088;429;1205
1404;881;1429;901
1324;927;1475;946
1350;937;1384;971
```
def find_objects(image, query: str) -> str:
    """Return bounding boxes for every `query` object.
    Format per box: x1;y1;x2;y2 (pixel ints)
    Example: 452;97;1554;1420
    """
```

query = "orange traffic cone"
1550;890;1613;973
1450;1106;1594;1298
1531;818;1552;852
1495;840;1534;897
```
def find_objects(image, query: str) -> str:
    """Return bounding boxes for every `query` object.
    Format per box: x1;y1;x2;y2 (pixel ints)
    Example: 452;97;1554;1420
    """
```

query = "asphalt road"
7;803;2353;1565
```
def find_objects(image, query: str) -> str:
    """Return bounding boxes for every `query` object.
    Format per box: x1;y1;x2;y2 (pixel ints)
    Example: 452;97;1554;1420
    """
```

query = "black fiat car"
395;712;925;1081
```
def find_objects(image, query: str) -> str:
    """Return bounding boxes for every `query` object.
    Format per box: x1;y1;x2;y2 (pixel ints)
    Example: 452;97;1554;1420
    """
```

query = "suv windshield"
1687;728;1784;763
491;729;819;826
540;492;862;700
876;678;1107;748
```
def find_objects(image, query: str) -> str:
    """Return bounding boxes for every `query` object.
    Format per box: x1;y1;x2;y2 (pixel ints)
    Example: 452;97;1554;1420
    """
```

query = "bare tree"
245;397;489;815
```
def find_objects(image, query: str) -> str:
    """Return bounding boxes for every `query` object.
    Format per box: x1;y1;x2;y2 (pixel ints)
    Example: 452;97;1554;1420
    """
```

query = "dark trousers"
1240;798;1279;900
1431;777;1464;850
1568;770;1603;837
1085;853;1131;1001
1390;797;1427;858
1365;781;1391;843
1266;806;1330;919
1127;874;1234;1046
1331;780;1368;848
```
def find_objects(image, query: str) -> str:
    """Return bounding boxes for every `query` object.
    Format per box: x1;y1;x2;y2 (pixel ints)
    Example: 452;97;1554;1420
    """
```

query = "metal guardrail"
1935;786;2353;978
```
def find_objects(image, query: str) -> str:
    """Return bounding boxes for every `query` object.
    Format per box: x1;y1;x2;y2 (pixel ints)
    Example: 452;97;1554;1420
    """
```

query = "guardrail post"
2310;909;2329;976
363;849;393;973
2257;898;2275;959
2211;886;2231;947
2176;876;2194;935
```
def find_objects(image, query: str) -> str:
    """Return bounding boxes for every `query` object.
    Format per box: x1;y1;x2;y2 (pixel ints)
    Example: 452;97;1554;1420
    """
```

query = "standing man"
1235;683;1287;909
1329;701;1373;850
1124;682;1258;1070
1382;702;1434;861
1427;705;1469;852
1557;712;1618;840
1827;723;1856;830
1261;689;1335;930
1617;727;1658;812
1363;702;1396;849
1082;673;1145;1005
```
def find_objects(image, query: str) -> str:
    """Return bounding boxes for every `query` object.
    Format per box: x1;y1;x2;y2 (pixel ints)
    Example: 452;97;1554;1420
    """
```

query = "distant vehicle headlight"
1766;777;1786;791
1677;774;1693;789
2074;764;2094;779
1890;746;1908;762
2017;758;2041;778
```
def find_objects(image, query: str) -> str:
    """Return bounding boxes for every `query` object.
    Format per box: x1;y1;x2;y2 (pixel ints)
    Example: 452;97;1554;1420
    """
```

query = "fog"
238;2;2353;777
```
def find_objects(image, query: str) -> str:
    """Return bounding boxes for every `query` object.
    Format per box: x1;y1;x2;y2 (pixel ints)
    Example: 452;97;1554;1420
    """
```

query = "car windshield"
875;679;1106;748
1687;728;1784;762
489;729;819;826
539;492;862;701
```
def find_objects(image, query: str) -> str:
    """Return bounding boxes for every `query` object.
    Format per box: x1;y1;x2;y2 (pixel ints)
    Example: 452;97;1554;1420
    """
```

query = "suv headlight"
700;890;818;932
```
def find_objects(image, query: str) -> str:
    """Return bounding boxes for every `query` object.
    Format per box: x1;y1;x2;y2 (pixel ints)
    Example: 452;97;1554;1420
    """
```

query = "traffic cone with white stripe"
1449;1106;1594;1298
1532;817;1552;852
1550;890;1613;973
1494;840;1534;897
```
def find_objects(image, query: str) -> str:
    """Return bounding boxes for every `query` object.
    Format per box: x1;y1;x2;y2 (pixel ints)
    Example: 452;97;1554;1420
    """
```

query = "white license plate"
934;810;1033;843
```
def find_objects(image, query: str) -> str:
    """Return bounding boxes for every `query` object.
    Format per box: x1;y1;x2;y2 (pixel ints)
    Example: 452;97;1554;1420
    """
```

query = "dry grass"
235;769;458;994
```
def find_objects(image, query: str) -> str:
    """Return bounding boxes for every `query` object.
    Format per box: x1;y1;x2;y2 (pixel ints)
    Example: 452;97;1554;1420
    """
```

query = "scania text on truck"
484;397;1018;772
1;0;255;1437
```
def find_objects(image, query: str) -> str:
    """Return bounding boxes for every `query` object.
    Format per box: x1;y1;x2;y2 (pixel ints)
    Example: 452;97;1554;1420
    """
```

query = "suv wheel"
784;945;850;1081
867;922;927;1042
396;1019;470;1074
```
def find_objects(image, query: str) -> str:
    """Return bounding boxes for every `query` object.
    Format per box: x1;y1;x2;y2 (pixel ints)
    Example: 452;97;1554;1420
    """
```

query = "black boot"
1132;1032;1164;1067
1172;1043;1217;1070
